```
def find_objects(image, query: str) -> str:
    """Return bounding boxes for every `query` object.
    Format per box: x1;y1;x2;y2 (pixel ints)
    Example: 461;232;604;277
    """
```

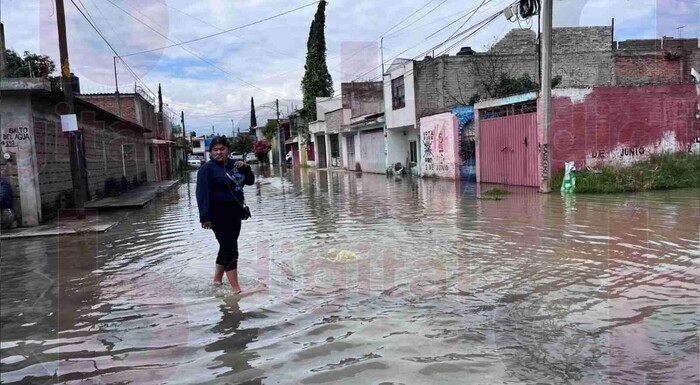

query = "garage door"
360;130;386;174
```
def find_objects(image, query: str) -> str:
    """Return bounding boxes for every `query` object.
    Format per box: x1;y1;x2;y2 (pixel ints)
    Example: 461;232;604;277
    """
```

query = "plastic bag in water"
561;161;576;194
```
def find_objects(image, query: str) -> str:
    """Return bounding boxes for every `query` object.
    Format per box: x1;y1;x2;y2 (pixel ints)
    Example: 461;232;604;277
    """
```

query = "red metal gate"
479;113;539;187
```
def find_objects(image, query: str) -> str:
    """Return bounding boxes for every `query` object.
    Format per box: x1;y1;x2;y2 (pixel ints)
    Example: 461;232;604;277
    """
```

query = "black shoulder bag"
224;169;252;220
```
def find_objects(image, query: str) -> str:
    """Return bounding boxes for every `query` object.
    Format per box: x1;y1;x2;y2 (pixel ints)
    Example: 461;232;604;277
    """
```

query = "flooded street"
1;167;698;384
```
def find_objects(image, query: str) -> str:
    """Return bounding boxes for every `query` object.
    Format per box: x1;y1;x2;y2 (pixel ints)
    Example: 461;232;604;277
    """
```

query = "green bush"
553;153;700;194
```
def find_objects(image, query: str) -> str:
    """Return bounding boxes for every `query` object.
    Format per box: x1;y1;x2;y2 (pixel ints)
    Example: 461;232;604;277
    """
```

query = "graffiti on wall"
419;112;458;179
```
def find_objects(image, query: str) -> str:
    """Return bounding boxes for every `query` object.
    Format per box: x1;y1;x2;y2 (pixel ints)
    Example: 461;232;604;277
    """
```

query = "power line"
102;0;281;98
327;0;449;76
348;5;506;84
147;0;307;64
69;0;157;99
122;1;320;57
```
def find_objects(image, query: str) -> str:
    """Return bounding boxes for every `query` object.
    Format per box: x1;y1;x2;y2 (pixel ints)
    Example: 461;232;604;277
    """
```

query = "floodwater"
1;167;698;385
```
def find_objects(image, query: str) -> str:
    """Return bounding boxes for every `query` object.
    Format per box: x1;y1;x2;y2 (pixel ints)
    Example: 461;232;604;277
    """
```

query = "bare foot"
213;281;223;286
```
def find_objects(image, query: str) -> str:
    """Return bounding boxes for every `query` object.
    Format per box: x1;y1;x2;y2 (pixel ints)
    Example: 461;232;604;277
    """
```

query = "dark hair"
209;136;229;152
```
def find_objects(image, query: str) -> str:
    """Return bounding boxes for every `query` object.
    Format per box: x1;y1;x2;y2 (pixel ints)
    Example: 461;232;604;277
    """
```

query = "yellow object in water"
326;248;359;262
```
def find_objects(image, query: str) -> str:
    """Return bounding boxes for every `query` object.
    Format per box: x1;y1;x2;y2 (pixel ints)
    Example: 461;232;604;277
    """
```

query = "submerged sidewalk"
1;180;179;240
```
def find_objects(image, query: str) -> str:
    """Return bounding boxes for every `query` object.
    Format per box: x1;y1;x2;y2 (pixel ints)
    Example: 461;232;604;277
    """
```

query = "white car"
245;153;258;163
188;157;202;168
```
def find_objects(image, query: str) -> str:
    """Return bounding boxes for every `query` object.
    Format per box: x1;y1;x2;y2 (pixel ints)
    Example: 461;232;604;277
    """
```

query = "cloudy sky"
1;0;697;135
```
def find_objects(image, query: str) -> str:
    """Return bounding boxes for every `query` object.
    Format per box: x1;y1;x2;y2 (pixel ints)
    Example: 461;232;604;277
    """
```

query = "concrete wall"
0;94;41;226
316;97;342;121
550;85;700;174
419;112;460;179
341;81;384;120
386;127;419;170
414;27;615;119
384;61;417;129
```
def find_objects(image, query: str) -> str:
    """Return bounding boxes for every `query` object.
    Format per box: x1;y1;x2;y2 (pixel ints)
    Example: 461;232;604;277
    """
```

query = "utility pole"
276;99;283;166
211;125;215;136
0;23;6;78
113;56;121;117
231;120;235;137
56;0;86;218
540;0;553;193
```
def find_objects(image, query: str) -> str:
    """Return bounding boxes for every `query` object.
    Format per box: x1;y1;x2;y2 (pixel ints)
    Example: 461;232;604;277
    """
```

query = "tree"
262;119;279;142
300;0;333;125
5;49;56;78
253;140;272;163
228;135;254;155
250;97;258;128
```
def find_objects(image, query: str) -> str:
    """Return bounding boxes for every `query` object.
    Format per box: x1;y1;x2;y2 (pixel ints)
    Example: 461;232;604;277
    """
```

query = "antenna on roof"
677;25;686;39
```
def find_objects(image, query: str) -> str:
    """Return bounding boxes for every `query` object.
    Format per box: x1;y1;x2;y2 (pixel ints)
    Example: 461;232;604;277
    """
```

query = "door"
317;135;327;168
360;130;386;173
346;135;355;170
330;134;341;167
479;112;538;187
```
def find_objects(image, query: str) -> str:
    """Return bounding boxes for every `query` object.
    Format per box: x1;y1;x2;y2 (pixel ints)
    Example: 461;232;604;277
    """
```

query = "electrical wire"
102;0;281;98
122;1;320;57
326;0;448;76
71;0;159;104
347;1;508;84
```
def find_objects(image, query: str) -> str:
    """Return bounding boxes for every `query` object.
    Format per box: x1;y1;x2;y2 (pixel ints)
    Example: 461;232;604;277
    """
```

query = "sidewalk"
1;180;179;240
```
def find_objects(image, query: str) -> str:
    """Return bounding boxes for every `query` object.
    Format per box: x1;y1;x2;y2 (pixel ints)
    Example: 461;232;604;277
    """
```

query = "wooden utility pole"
276;99;283;165
56;0;86;218
540;0;553;193
0;23;7;78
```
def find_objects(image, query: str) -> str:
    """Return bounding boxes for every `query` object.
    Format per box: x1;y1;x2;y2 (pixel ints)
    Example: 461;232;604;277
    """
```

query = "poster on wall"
419;112;459;179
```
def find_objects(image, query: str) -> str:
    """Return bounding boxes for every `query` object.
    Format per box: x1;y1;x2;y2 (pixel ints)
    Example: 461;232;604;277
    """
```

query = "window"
392;76;405;110
193;140;201;149
409;141;418;164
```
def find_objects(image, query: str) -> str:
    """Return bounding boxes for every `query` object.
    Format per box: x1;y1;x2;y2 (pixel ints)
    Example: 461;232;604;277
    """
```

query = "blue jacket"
196;160;255;222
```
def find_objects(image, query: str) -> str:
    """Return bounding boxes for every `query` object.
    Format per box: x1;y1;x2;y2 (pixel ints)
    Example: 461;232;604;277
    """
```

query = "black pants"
211;202;243;272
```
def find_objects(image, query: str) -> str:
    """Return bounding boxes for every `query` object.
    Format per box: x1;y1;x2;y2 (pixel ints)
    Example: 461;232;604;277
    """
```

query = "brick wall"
615;38;699;85
31;96;147;220
616;55;682;85
414;26;614;119
79;94;158;132
550;84;700;174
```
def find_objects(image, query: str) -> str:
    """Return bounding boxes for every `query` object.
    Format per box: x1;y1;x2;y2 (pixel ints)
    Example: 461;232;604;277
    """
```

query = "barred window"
392;76;405;110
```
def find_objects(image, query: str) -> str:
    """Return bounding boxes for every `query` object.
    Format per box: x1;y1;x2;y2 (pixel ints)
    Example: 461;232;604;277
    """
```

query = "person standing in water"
196;137;255;293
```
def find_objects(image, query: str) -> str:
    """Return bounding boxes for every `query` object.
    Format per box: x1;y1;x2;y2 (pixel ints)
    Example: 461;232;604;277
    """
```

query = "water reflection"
1;167;698;384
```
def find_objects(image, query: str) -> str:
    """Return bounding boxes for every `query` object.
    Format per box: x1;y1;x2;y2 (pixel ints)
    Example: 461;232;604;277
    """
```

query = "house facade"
0;78;150;226
79;86;175;182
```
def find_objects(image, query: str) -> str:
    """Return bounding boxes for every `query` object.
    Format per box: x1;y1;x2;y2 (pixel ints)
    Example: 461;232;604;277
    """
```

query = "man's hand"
234;161;248;169
201;221;212;230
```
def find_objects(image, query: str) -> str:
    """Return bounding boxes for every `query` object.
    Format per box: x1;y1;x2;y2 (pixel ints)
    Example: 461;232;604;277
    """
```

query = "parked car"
229;152;244;161
245;153;258;163
188;156;203;168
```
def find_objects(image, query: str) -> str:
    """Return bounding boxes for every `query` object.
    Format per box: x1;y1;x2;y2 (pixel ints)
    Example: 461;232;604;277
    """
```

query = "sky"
1;0;698;135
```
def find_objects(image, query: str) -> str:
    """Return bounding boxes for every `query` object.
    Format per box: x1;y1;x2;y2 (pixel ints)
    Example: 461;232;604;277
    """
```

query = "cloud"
3;0;687;135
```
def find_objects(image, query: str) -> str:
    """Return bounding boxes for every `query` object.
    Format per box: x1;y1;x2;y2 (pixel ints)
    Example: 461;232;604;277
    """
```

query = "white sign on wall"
1;125;31;153
61;114;79;132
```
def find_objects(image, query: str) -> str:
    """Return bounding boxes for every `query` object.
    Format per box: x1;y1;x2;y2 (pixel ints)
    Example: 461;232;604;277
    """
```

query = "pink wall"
419;112;459;179
550;85;700;175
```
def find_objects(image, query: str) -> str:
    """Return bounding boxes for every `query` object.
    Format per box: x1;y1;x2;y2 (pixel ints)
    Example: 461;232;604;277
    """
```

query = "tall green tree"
300;0;333;124
5;49;56;78
250;97;258;128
